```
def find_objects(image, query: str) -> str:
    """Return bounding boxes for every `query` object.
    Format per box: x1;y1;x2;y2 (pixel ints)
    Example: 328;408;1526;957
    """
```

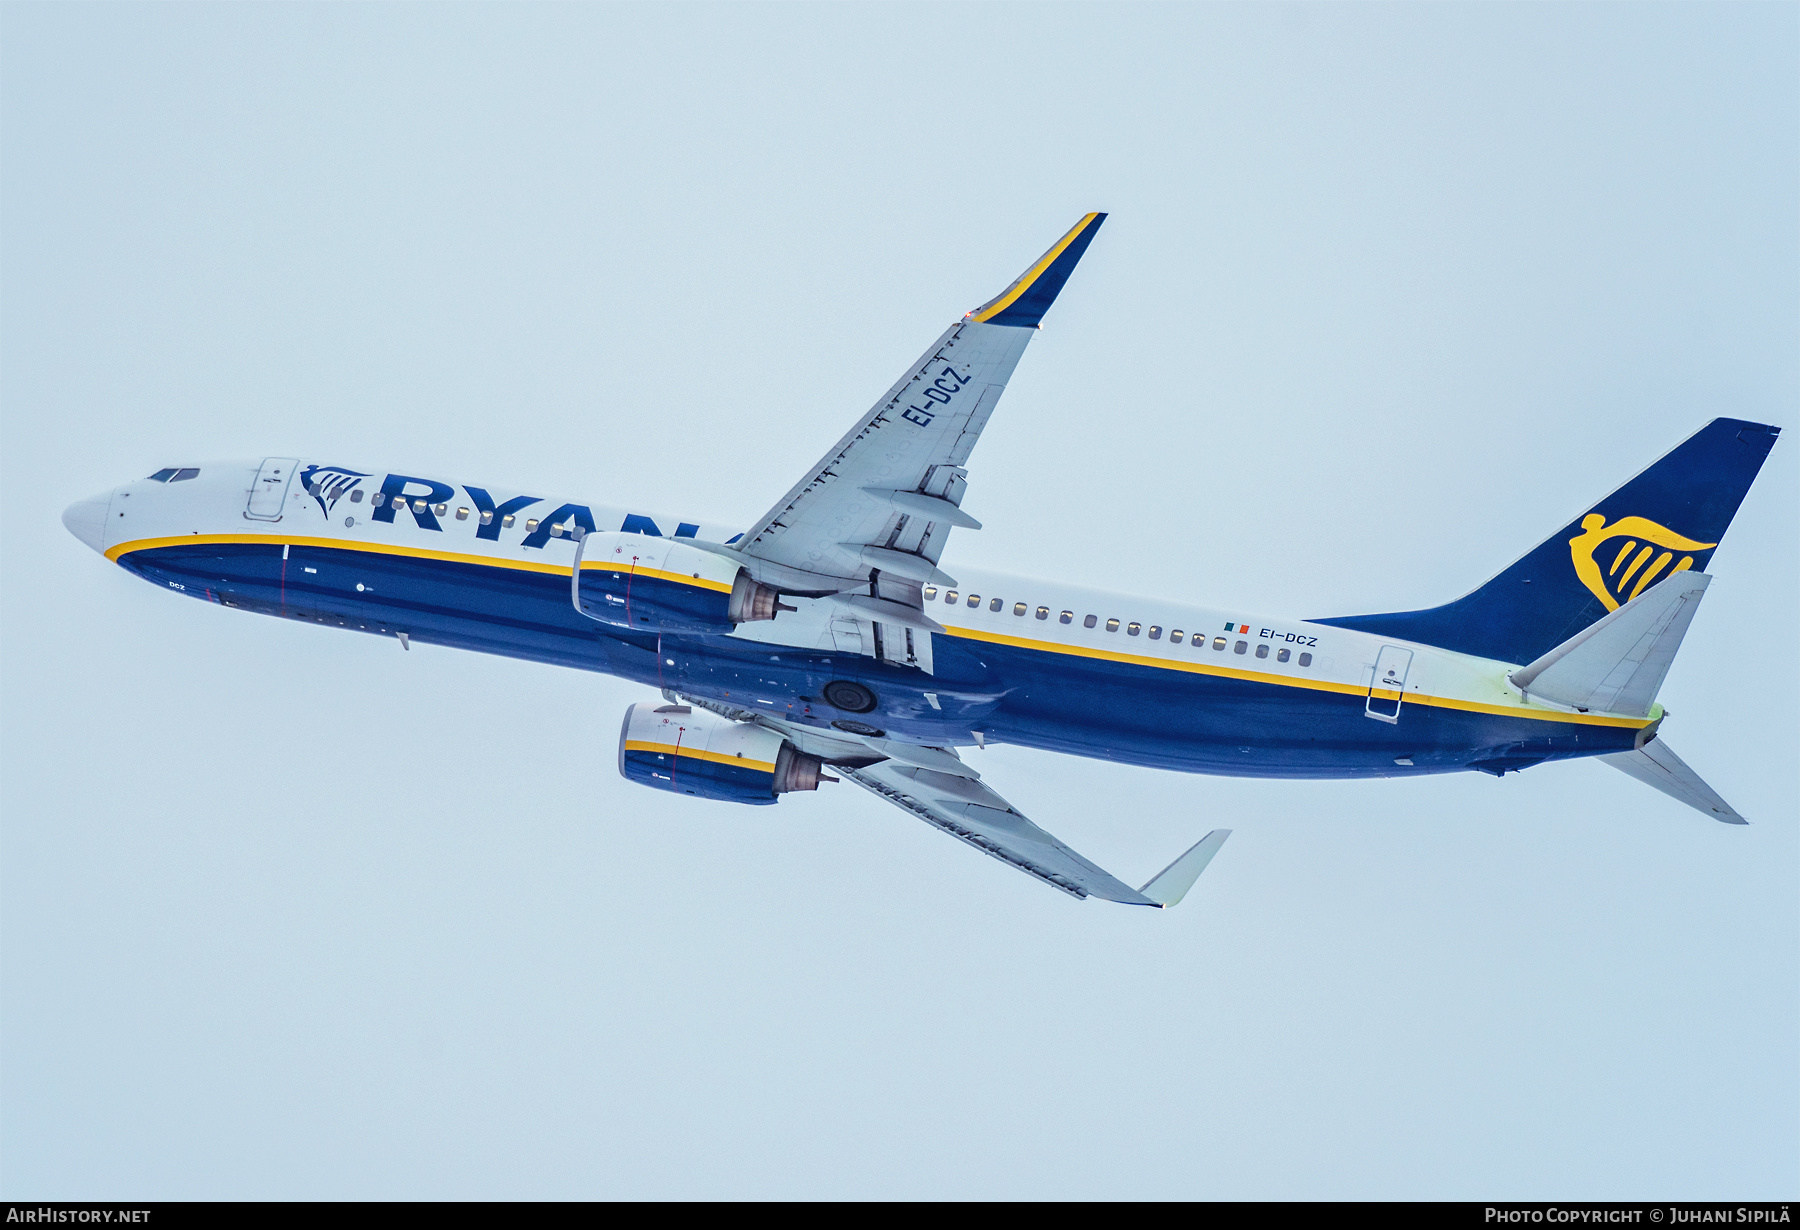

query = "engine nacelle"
575;532;787;634
617;702;827;805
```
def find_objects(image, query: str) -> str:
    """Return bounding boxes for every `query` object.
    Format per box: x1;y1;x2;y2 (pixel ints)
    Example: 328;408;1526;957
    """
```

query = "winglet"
969;212;1107;328
1138;829;1232;908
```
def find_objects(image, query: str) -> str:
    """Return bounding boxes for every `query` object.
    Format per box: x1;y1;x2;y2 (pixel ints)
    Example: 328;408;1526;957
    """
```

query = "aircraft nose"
62;489;114;554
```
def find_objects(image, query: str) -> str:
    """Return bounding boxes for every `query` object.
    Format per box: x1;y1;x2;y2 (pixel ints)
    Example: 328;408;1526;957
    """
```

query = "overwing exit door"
246;457;299;521
1365;645;1414;723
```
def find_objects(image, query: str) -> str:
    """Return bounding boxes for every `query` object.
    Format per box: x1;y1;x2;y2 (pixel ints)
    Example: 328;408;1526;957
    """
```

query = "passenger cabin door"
1365;645;1414;724
246;457;300;522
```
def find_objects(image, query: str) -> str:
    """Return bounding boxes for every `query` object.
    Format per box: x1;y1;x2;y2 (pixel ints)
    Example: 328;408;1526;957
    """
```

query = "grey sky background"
3;2;1794;1199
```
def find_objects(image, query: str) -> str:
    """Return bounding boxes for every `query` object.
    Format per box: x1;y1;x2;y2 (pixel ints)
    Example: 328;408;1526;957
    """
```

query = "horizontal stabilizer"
1599;738;1744;824
1139;830;1232;907
1509;573;1710;715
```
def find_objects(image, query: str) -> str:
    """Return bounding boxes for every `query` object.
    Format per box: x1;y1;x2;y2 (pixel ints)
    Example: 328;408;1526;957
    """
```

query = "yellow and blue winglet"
969;212;1106;328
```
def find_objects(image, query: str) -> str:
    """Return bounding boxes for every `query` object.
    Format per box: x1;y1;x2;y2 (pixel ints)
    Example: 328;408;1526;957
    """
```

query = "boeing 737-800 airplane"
62;214;1780;906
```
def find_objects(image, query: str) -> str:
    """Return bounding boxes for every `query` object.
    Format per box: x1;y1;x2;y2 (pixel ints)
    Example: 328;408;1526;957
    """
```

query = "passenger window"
1105;618;1120;632
1170;630;1184;643
525;518;539;532
1299;652;1313;667
372;493;386;507
1255;644;1269;659
433;503;448;516
172;468;199;482
147;468;178;482
1036;606;1049;620
923;585;938;600
1083;614;1097;629
1213;636;1227;651
480;510;493;525
502;513;515;528
1234;640;1248;654
967;594;981;608
455;507;469;521
350;489;364;503
412;500;427;513
1126;622;1141;636
1277;648;1290;663
1059;610;1073;624
944;590;958;604
989;598;1003;612
1013;602;1027;616
1148;625;1161;640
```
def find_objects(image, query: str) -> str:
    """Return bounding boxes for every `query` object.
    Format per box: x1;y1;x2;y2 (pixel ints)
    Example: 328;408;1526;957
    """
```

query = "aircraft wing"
732;213;1107;596
838;756;1230;906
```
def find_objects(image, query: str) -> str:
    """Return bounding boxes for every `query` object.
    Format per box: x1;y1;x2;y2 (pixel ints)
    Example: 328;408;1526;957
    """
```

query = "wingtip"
969;212;1107;329
1138;828;1231;908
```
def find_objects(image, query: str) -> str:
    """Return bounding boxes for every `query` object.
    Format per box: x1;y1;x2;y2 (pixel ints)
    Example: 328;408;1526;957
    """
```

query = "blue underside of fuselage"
119;542;1638;779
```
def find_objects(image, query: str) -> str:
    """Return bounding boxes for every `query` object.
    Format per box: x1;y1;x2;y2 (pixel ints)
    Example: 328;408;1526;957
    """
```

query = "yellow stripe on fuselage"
971;213;1102;324
107;533;734;592
110;532;1648;730
622;739;776;773
577;560;734;593
940;624;1650;729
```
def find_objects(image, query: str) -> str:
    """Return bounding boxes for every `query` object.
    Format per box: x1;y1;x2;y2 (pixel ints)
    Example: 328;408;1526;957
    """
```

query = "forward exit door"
1365;645;1414;724
245;457;299;521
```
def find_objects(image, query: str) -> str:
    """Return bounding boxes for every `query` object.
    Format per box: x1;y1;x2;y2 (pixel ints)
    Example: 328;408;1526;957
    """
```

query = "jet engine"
576;532;790;634
617;702;830;805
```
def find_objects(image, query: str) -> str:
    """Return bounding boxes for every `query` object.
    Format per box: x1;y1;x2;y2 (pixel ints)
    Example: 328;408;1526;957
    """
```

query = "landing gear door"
1365;645;1414;724
831;616;934;674
877;622;934;675
245;457;300;522
869;573;934;675
830;616;866;656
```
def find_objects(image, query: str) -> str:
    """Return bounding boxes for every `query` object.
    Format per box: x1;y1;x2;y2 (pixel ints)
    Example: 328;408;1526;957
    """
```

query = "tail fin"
1315;419;1780;665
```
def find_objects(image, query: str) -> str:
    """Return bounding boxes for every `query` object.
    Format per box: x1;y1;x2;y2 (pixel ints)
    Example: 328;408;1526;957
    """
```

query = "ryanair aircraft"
62;214;1781;907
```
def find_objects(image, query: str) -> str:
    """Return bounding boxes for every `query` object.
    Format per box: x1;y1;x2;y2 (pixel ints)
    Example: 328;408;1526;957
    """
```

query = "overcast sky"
3;2;1794;1199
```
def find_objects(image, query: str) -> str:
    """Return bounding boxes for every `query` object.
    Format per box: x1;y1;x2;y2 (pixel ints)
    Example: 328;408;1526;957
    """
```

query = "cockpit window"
147;468;178;482
172;468;199;481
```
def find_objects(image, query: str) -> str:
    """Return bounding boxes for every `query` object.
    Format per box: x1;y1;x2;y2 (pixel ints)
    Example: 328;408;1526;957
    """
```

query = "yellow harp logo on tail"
1568;515;1715;611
